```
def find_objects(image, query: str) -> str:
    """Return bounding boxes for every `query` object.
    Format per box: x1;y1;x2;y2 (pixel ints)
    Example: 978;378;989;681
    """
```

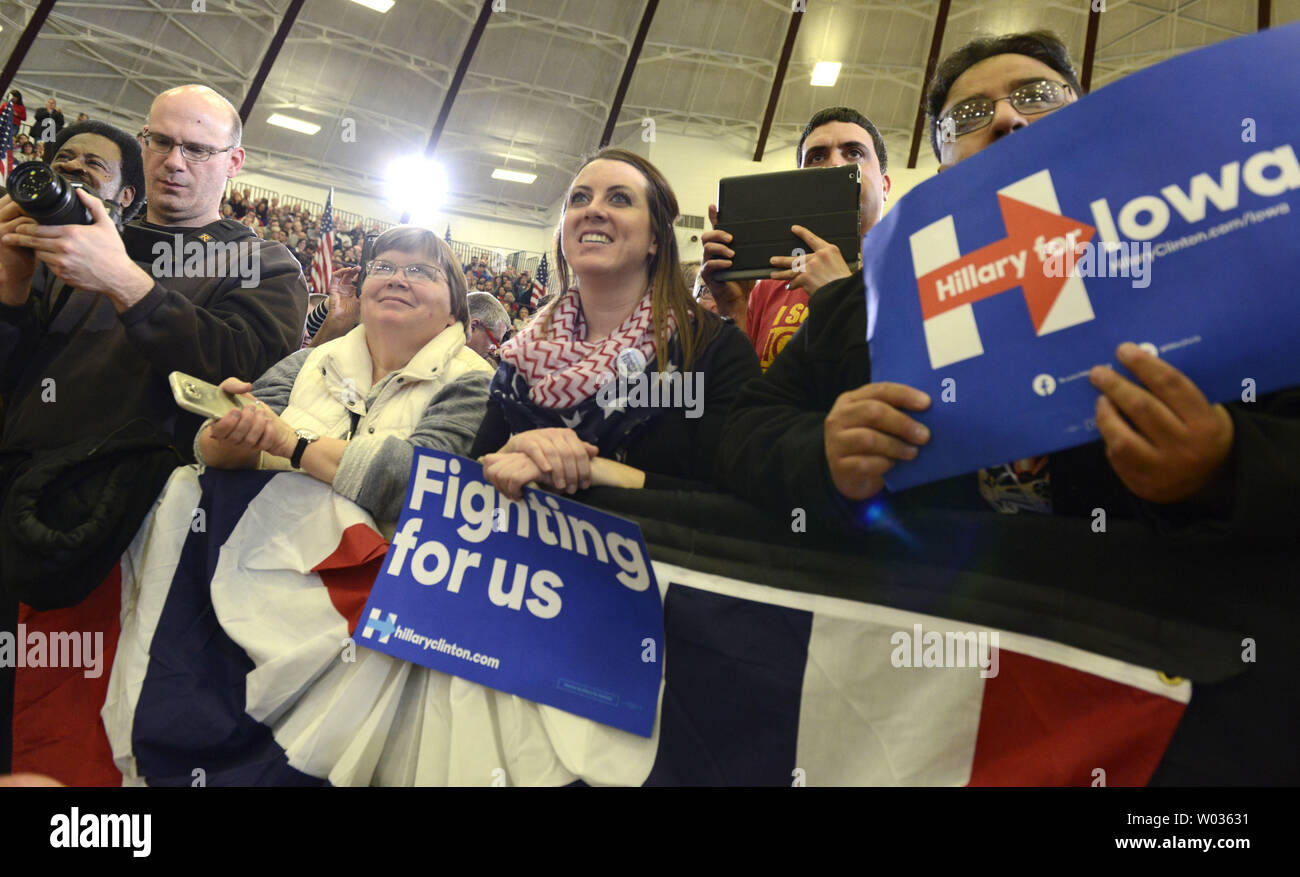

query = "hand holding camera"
1;164;153;310
0;197;37;306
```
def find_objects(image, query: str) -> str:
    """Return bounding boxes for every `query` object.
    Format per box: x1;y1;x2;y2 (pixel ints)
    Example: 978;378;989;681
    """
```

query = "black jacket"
718;273;1300;545
0;218;309;607
472;319;761;491
29;107;63;143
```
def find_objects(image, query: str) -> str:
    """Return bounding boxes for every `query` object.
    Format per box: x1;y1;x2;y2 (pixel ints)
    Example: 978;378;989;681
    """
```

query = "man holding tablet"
699;107;891;370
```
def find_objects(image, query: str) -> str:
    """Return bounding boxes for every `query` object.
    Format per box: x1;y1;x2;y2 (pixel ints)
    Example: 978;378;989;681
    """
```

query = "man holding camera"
0;85;306;775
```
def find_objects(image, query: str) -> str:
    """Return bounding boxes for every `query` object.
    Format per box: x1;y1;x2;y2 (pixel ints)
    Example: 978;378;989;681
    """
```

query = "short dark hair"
796;107;888;173
51;119;146;221
927;30;1084;161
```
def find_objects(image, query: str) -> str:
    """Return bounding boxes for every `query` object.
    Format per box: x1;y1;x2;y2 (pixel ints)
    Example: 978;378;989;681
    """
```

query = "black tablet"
713;164;861;282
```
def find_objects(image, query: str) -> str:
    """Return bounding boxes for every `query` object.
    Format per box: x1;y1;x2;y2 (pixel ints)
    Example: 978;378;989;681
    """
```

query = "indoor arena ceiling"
0;0;1295;226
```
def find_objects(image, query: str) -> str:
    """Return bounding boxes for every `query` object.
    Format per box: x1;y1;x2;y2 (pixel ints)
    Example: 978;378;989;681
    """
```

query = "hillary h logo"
362;608;397;643
910;169;1097;369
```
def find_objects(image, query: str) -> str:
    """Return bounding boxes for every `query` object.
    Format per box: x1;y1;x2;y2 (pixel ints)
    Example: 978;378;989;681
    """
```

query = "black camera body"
5;162;122;227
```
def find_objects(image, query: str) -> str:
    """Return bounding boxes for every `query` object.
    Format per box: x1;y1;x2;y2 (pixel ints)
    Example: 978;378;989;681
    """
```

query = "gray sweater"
248;348;491;522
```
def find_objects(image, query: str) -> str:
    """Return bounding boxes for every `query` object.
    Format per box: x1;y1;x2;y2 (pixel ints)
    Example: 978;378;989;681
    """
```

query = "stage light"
491;168;537;184
267;114;320;135
385;154;448;225
811;62;841;87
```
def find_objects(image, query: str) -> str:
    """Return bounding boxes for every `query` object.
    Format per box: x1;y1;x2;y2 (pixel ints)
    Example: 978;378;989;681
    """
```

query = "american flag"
0;102;15;181
308;188;335;296
530;253;549;307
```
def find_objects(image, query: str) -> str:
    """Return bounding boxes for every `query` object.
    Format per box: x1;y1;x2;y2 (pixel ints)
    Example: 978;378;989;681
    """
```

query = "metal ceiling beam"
56;1;265;16
638;44;775;77
1101;0;1200;50
622;103;759;133
141;0;247;82
907;0;951;169
488;11;630;61
425;0;494;157
284;19;455;87
258;95;424;141
239;0;305;124
1081;0;1101;92
752;5;802;162
599;0;659;148
785;61;922;93
43;10;245;84
459;72;608;124
0;0;58;104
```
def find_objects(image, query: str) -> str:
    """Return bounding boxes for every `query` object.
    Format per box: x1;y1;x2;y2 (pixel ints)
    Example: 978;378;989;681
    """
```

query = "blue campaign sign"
356;449;664;737
864;23;1300;491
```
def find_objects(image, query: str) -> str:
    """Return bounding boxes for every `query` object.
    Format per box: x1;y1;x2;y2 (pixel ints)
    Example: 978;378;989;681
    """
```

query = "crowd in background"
219;188;378;273
220;188;547;332
462;255;541;331
2;91;91;164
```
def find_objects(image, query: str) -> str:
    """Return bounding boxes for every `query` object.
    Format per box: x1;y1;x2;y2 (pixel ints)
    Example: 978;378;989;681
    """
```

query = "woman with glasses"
196;225;493;526
470;148;761;498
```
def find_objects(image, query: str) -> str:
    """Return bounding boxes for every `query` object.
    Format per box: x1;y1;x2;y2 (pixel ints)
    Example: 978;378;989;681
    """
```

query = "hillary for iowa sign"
356;449;664;737
864;23;1300;491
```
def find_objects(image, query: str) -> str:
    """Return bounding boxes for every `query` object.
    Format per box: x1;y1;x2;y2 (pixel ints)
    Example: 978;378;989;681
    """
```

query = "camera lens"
5;163;93;225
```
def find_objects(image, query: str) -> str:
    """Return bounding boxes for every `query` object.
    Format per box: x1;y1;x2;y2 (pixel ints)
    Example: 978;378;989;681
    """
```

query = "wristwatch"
290;428;320;469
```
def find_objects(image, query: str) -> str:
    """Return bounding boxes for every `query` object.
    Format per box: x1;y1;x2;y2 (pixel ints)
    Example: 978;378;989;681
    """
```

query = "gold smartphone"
168;371;248;420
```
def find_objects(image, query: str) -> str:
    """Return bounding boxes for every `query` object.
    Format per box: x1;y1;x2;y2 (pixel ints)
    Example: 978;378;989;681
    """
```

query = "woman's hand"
482;428;599;498
502;428;599;494
480;451;544;500
205;378;298;460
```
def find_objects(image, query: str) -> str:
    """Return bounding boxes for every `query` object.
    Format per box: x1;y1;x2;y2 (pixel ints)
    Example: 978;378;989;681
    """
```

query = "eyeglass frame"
937;79;1075;140
472;319;503;349
365;259;448;285
140;129;236;163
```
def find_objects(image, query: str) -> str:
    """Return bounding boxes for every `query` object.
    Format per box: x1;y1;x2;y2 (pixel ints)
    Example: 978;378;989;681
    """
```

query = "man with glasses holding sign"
722;30;1296;531
0;84;306;774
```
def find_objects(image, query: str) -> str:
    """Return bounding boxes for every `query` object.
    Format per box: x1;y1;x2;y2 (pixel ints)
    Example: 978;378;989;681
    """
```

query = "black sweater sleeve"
641;320;760;491
116;236;308;386
715;276;870;530
469;390;511;459
1135;388;1300;547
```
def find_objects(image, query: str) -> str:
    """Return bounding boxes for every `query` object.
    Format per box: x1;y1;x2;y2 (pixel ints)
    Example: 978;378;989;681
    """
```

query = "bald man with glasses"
0;84;307;771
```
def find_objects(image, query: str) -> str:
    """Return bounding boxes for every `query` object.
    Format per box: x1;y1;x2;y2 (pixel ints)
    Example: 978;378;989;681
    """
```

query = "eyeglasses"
367;260;447;285
938;80;1074;140
474;320;502;349
141;131;235;163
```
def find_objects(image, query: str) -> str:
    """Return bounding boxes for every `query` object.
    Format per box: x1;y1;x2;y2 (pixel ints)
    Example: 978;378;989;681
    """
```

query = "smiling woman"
469;149;761;498
196;225;492;526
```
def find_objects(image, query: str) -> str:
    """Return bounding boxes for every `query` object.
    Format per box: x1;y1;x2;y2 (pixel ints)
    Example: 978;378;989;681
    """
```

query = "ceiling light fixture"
385;154;448;225
267;113;321;135
811;61;842;87
492;168;537;184
348;0;395;12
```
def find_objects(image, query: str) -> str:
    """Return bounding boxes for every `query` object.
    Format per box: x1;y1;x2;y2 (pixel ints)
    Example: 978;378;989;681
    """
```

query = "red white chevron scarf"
499;288;673;409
